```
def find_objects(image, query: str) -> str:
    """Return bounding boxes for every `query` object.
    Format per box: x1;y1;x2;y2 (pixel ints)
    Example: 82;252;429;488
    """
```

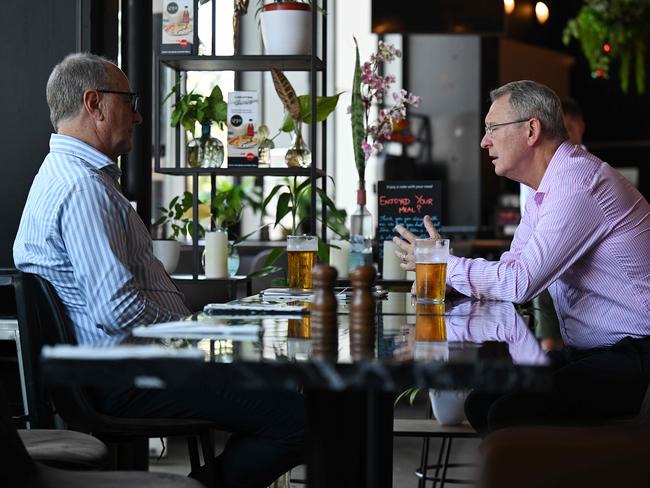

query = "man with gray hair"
14;52;304;487
394;80;650;433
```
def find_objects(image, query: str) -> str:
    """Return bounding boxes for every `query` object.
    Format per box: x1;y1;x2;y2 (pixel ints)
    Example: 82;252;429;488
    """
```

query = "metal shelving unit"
156;167;326;177
153;1;328;280
159;55;324;72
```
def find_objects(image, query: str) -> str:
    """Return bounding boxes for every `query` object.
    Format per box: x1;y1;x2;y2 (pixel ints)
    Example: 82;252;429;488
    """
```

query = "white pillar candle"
203;230;228;278
329;240;351;279
382;240;406;280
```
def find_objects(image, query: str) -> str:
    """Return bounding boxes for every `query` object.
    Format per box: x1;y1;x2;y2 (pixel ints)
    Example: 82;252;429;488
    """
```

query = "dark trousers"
92;382;305;488
465;336;650;436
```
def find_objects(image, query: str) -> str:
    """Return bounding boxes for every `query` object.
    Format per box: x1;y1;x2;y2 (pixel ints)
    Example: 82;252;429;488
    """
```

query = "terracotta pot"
260;2;312;55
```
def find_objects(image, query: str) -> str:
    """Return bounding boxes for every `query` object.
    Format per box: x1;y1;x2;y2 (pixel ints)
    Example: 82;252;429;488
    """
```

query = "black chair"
13;272;220;481
0;378;203;488
18;428;110;470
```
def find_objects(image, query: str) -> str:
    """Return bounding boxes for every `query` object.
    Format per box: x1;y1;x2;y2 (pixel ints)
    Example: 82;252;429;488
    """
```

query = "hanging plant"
563;0;650;94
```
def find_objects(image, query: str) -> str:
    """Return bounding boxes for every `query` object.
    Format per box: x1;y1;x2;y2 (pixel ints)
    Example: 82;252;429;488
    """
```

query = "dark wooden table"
41;292;551;488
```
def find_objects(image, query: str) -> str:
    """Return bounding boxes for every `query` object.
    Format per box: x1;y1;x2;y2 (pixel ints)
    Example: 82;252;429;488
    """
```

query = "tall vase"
349;181;373;271
187;123;224;168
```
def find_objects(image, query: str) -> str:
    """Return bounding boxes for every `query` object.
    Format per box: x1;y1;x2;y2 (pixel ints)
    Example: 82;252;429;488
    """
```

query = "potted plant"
349;38;421;246
563;0;650;94
250;176;347;284
257;0;316;55
166;84;228;167
271;68;340;168
152;192;209;273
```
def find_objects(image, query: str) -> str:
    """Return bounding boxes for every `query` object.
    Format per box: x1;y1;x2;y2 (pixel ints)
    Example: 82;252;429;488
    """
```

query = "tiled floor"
148;396;481;487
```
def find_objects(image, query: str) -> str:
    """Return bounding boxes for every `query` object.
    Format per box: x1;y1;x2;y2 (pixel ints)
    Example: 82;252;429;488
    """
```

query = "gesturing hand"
392;215;440;271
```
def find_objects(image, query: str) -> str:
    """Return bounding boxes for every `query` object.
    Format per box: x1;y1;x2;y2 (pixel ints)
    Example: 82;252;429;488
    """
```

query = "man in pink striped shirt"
394;80;650;433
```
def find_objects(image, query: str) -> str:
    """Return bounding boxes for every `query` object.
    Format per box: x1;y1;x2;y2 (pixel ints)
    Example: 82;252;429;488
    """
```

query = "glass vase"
258;138;275;168
285;126;311;168
187;123;224;168
349;182;374;271
228;241;240;277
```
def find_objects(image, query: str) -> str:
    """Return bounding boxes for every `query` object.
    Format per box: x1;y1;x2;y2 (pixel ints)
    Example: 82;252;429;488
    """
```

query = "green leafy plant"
271;69;340;167
563;0;650;94
166;84;228;136
153;191;207;240
279;92;342;133
212;187;244;230
247;177;347;281
394;387;422;407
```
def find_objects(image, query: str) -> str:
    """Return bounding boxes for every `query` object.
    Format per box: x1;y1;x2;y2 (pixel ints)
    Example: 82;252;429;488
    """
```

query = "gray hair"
46;52;115;130
490;80;568;142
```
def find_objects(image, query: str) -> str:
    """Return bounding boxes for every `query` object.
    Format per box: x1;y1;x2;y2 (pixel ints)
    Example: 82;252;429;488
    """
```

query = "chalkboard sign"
377;180;442;260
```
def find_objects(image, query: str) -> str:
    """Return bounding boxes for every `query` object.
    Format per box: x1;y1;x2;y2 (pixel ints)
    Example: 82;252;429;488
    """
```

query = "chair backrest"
13;272;108;432
0;378;35;484
13;272;57;428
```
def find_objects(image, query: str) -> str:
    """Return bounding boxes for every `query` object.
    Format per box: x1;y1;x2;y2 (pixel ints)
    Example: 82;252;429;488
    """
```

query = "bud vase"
285;125;311;168
349;182;373;271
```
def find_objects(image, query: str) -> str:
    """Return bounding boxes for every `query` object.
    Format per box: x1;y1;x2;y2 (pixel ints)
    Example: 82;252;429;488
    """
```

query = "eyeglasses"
484;118;530;137
96;89;140;113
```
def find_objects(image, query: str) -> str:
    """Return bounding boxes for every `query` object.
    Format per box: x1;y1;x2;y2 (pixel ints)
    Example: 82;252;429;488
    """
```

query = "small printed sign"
227;91;259;168
161;0;197;55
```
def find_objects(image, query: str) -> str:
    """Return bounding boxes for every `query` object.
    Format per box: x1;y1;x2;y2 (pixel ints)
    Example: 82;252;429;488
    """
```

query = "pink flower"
361;140;373;161
407;94;421;107
351;41;422;170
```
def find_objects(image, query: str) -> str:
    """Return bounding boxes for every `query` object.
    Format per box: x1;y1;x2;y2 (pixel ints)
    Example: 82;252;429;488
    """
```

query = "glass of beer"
414;239;449;303
287;235;318;289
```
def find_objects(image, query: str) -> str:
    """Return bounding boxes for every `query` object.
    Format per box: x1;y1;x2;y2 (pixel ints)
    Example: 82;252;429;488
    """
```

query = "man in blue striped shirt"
14;52;303;488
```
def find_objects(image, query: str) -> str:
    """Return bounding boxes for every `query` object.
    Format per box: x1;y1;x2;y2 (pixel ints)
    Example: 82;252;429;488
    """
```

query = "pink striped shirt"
447;142;650;349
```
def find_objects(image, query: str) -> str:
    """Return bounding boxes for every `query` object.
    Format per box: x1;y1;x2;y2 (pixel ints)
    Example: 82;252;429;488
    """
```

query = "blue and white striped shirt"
14;134;189;345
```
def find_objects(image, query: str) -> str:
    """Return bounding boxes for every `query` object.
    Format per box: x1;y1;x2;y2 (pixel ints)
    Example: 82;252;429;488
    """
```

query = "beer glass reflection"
415;303;447;341
287;235;318;289
414;239;449;303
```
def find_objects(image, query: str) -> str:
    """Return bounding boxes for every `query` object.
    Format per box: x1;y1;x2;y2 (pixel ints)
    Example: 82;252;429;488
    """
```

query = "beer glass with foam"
414;239;449;303
287;235;318;289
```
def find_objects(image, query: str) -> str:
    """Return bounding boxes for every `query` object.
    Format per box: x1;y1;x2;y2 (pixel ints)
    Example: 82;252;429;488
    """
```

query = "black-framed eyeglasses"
96;89;140;113
484;118;530;137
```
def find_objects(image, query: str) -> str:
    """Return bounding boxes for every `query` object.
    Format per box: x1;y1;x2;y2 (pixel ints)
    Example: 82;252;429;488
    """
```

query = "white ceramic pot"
152;239;181;274
429;389;469;426
260;3;312;55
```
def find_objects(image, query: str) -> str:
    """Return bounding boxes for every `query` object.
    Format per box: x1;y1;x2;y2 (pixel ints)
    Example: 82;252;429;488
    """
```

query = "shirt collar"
535;141;576;197
49;134;122;179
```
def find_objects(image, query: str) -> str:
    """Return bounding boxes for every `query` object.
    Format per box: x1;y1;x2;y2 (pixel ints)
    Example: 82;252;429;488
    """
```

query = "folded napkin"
203;302;307;317
41;344;204;360
132;321;261;340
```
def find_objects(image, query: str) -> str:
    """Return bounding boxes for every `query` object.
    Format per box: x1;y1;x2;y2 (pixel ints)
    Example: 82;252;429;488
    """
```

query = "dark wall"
0;0;78;267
